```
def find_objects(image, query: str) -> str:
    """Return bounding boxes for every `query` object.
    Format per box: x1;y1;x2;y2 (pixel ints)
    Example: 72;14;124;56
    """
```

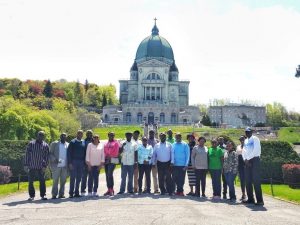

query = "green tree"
43;80;53;98
201;114;211;126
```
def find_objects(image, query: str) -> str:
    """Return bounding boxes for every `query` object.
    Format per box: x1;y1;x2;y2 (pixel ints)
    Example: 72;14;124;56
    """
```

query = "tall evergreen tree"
43;80;53;98
84;79;89;92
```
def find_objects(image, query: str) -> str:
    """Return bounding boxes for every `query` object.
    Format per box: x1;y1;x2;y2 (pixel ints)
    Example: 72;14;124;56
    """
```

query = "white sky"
0;0;300;111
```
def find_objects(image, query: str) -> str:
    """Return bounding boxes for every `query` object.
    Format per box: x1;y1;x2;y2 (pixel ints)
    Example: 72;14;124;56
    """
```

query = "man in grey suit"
49;133;69;199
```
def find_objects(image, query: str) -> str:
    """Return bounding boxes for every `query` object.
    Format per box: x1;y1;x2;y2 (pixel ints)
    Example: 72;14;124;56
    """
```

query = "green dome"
135;23;174;62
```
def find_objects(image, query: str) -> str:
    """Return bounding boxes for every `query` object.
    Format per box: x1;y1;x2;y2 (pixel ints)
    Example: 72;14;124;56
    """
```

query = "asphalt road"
1;169;300;225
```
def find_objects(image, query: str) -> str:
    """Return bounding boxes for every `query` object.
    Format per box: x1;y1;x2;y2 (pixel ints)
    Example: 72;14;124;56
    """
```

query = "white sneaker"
92;192;99;197
87;192;93;197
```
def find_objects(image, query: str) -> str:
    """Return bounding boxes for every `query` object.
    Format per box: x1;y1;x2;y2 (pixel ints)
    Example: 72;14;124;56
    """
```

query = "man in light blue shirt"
152;132;173;195
137;136;153;193
171;133;190;196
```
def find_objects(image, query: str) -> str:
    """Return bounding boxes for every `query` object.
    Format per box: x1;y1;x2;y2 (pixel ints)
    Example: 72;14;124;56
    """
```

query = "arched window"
137;112;143;123
146;73;161;80
171;113;177;123
126;112;131;123
160;113;165;123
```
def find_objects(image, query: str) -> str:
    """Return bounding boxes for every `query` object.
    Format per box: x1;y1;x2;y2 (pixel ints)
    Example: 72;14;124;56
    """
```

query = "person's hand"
69;164;73;170
87;165;92;172
134;162;138;169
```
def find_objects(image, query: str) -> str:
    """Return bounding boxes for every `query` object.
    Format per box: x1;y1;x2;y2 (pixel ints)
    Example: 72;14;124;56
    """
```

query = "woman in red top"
103;132;120;196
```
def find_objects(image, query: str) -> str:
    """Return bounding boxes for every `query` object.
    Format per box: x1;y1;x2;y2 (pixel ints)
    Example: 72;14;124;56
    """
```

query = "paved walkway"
1;169;300;225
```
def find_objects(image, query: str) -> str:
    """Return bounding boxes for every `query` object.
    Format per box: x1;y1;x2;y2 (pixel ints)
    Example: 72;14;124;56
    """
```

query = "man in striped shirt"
24;131;49;201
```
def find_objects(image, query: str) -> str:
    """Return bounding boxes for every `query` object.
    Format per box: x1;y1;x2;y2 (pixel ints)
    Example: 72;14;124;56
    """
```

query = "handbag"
110;157;119;164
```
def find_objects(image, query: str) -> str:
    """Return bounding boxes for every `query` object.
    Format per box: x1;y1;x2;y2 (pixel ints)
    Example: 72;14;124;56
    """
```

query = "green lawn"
94;125;244;143
278;127;300;144
0;179;53;197
262;183;300;204
235;178;300;204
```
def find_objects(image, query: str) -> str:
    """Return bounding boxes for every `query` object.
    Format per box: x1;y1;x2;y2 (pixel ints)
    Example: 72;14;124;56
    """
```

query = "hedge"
0;140;51;182
282;164;300;188
260;141;300;183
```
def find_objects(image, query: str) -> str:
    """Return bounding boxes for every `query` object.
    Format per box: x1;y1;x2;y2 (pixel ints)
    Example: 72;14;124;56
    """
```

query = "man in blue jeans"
67;130;86;198
118;132;138;194
171;133;190;196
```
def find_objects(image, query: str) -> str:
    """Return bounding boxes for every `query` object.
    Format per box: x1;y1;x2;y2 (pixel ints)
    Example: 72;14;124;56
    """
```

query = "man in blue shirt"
152;132;173;195
171;133;190;196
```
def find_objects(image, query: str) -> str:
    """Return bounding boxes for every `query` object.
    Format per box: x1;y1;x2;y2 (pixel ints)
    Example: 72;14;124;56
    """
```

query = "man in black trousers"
24;131;49;201
243;127;264;206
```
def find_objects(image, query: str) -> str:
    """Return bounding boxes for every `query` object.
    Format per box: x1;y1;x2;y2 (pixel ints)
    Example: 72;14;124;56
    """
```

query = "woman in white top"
236;135;246;200
86;134;105;196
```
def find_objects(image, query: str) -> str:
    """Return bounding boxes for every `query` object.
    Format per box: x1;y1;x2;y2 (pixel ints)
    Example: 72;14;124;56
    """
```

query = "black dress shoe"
128;191;134;194
255;202;264;206
51;196;57;199
242;199;255;204
74;194;81;198
69;195;74;198
41;197;48;200
117;191;124;195
58;195;66;199
28;197;34;201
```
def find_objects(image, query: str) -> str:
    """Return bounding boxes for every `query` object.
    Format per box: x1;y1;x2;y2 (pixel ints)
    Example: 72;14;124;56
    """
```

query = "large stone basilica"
103;21;200;125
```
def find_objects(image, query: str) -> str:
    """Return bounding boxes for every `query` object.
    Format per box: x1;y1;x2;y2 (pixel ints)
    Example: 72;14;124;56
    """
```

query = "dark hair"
133;130;140;134
198;136;206;142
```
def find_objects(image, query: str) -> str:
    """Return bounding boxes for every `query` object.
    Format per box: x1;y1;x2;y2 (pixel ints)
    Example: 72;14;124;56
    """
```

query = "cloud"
0;0;299;111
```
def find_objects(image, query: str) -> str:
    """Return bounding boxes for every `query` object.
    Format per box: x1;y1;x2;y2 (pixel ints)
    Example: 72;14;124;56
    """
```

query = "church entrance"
148;112;154;124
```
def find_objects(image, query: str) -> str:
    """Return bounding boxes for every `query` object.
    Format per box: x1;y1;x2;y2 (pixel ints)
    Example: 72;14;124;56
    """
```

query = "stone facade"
103;22;200;125
208;105;266;128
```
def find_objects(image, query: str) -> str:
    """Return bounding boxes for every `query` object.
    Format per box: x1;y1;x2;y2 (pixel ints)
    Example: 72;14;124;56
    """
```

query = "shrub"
0;140;52;182
0;165;13;184
282;164;300;189
260;141;300;183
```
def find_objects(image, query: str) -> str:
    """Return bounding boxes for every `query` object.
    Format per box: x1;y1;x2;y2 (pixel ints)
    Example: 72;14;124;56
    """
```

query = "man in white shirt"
132;130;142;193
118;132;138;194
49;133;69;199
243;127;264;206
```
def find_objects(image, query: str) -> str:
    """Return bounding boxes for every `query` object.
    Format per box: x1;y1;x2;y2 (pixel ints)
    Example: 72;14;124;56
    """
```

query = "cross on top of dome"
152;17;159;36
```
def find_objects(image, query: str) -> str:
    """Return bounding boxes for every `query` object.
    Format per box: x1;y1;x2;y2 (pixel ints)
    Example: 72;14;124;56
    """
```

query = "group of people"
23;127;264;206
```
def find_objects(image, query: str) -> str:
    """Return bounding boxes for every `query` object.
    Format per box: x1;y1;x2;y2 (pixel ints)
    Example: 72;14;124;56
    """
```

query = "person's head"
211;139;218;148
142;136;148;146
86;130;93;140
108;132;115;142
60;133;67;143
76;130;84;140
159;132;166;143
167;129;173;138
198;136;206;147
217;137;224;145
149;130;155;139
92;134;100;144
226;141;234;151
245;127;253;138
125;132;133;142
36;131;45;143
175;133;182;143
239;135;245;144
187;133;195;143
133;130;140;140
